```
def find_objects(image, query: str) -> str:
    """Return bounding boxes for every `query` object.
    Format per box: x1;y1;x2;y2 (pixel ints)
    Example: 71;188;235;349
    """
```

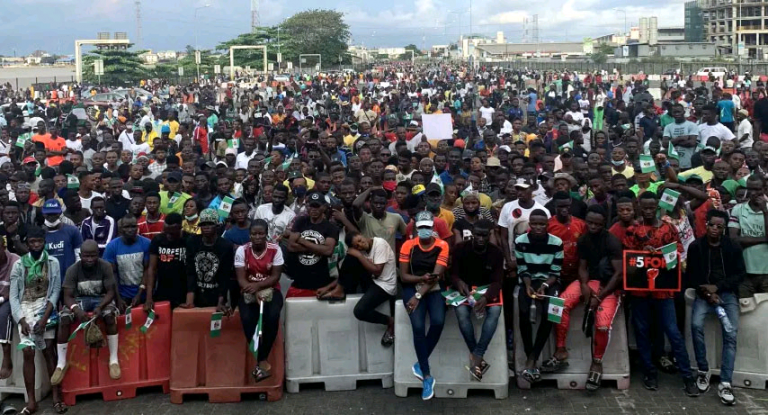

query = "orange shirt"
33;134;67;166
547;216;587;279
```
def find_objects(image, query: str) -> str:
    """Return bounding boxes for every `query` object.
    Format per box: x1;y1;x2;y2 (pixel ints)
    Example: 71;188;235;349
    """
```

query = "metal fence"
489;60;768;76
0;75;77;91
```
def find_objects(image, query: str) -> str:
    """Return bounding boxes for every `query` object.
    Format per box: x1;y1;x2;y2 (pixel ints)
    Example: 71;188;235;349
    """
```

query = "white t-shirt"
498;199;550;256
698;122;735;146
565;110;584;132
0;139;10;166
79;191;105;213
131;142;151;159
65;139;83;153
366;237;397;296
235;151;257;170
479;106;495;124
738;118;754;149
251;204;296;243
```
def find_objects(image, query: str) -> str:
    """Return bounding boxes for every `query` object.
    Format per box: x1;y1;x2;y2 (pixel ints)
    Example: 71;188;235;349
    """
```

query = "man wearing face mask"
450;219;503;380
288;175;309;216
42;199;83;284
610;147;634;179
423;183;455;231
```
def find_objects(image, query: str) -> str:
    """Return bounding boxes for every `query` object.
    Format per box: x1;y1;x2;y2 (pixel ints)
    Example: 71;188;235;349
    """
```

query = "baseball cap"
681;174;704;184
307;190;327;206
161;125;171;134
701;146;718;154
287;170;303;181
514;178;531;189
498;145;512;154
198;208;219;224
414;211;435;229
216;161;228;168
411;184;426;196
425;183;442;195
202;161;216;170
462;150;474;160
560;147;573;157
225;147;237;156
42;199;62;215
486;157;501;167
22;157;37;164
167;171;182;182
453;139;466;148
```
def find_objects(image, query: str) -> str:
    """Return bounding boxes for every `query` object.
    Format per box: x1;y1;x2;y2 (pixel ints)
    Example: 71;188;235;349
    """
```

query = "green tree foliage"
216;27;281;71
82;47;149;85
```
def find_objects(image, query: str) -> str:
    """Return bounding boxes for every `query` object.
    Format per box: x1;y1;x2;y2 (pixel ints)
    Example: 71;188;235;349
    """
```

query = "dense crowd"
0;63;764;412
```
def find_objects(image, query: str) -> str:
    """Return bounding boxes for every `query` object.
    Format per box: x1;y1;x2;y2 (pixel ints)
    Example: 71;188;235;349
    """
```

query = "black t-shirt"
450;241;503;300
576;231;623;284
545;197;588;220
287;216;339;290
185;236;234;308
150;234;187;308
106;196;131;222
453;218;477;242
0;222;27;255
708;245;725;283
754;98;768;134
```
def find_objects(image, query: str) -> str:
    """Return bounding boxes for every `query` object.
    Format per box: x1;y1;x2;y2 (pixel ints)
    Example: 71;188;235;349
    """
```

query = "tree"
82;47;150;86
588;52;608;64
280;9;351;65
176;47;219;79
596;43;615;55
216;27;283;71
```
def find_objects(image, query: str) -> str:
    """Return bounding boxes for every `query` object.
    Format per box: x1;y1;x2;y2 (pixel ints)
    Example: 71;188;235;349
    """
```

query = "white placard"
422;113;453;140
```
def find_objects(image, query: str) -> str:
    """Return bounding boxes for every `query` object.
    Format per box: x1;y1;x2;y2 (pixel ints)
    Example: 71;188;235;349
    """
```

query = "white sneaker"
696;370;710;393
718;382;735;406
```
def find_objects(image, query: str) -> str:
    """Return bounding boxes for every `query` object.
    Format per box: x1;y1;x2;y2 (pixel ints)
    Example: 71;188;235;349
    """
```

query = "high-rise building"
700;0;767;58
639;17;659;45
685;1;705;42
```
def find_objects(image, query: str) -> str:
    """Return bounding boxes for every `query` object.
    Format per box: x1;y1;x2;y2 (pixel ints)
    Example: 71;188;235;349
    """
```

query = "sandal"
532;368;542;381
19;408;33;415
252;366;271;383
466;363;484;381
520;368;538;384
586;370;602;392
380;330;394;347
540;356;569;373
53;402;68;414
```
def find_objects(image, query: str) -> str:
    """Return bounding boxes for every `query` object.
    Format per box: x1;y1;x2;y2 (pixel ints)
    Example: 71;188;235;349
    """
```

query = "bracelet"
70;304;80;311
541;282;549;289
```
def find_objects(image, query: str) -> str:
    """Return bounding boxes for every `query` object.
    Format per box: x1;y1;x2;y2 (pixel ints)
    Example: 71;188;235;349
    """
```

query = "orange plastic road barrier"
169;307;284;403
61;301;172;406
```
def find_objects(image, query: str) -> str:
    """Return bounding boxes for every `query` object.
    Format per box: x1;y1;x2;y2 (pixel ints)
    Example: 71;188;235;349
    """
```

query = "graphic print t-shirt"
149;234;187;307
185;236;234;307
288;216;339;290
103;236;151;299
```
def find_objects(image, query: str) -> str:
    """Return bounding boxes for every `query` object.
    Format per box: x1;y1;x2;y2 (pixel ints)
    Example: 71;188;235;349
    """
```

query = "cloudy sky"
0;0;688;56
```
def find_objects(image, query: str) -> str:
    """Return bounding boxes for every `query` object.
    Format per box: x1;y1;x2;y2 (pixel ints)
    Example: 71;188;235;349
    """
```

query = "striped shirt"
514;233;563;281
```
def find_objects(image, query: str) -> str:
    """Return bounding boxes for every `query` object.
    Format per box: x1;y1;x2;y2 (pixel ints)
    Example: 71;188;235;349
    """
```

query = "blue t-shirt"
718;99;735;123
46;225;83;283
104;236;151;300
222;225;251;246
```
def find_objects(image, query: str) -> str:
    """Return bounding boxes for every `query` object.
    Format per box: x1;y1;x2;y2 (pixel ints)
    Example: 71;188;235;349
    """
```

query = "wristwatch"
414;292;423;300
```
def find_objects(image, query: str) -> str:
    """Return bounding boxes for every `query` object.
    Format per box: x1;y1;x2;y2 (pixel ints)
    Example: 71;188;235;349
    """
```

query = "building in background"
614;41;717;58
701;0;768;58
685;1;706;42
472;42;588;61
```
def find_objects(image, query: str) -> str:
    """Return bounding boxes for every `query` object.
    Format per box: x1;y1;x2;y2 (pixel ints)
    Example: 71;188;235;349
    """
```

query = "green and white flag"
547;297;565;323
218;196;235;218
558;140;574;152
471;285;489;301
210;312;223;338
661;242;678;270
667;144;679;160
17;338;35;350
639;155;655;173
227;138;239;149
141;310;155;334
167;192;181;209
658;188;681;211
124;306;132;329
67;317;97;342
15;132;31;149
248;302;264;358
441;289;467;307
66;174;80;189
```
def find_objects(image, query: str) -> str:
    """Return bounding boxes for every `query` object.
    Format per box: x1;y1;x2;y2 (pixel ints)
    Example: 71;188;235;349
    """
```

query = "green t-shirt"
729;203;768;274
660;113;675;129
159;191;191;215
357;211;407;254
630;181;663;197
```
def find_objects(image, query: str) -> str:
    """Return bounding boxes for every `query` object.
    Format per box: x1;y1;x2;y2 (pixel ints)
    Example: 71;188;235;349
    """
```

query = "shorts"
0;301;12;344
19;298;55;350
59;296;118;324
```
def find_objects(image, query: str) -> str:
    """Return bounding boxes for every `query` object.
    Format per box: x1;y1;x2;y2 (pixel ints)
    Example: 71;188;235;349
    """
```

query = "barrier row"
3;289;767;405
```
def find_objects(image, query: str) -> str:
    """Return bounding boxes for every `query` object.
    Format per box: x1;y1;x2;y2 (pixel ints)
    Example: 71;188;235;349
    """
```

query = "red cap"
22;157;37;164
453;139;466;149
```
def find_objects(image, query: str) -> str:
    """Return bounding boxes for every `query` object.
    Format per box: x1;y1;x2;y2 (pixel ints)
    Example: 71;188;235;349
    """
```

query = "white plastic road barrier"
393;300;508;399
285;295;394;393
513;287;630;390
0;329;51;402
684;288;768;390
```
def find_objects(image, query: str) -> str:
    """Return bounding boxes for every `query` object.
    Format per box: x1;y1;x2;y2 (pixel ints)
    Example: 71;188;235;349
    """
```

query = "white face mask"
44;218;61;228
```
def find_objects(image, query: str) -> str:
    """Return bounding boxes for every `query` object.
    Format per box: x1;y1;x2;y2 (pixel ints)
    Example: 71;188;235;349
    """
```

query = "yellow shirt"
612;165;635;179
455;193;493;210
182;219;201;235
283;177;315;190
678;166;714;183
438;207;455;231
343;134;359;148
144;130;159;149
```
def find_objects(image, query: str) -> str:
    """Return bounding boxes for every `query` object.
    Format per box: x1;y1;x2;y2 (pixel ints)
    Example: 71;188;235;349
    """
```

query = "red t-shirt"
547;216;587;278
609;222;630;244
405;217;453;241
235;242;284;290
138;214;166;240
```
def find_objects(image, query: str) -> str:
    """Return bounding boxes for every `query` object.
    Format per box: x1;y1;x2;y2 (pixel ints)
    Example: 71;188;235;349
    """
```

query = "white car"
696;67;728;79
112;88;152;102
273;74;291;83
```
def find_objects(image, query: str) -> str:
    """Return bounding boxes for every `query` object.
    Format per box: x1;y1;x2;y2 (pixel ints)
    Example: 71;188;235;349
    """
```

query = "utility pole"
134;0;142;47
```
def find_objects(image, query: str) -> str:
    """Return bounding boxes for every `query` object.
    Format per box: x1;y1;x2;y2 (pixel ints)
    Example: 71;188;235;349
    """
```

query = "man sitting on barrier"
399;211;449;400
515;208;563;384
53;240;121;387
9;226;64;414
235;219;284;383
541;205;623;391
688;209;745;406
450;219;503;381
0;236;20;380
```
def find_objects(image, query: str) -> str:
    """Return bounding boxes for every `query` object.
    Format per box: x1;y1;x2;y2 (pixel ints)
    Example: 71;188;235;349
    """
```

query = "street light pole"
613;8;627;36
194;3;210;82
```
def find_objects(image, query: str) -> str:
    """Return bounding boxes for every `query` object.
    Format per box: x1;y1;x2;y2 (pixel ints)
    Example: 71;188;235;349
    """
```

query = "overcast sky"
0;0;688;56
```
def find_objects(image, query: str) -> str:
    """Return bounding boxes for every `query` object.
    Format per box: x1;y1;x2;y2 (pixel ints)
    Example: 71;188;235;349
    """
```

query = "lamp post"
194;3;210;81
613;8;627;36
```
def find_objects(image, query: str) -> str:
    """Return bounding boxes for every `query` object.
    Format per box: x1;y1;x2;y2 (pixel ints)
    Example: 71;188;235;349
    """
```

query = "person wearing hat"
680;144;718;184
499;178;550;283
42;198;83;283
285;190;340;299
184;208;235;311
736;108;753;150
399;210;449;400
159;171;191;216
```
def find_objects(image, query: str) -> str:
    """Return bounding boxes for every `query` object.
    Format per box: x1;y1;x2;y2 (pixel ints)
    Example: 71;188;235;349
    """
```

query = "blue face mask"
611;159;625;166
417;228;433;239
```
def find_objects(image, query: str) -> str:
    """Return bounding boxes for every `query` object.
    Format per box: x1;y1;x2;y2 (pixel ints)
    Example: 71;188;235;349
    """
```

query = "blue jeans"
455;305;502;358
403;286;445;377
631;296;692;378
690;292;739;383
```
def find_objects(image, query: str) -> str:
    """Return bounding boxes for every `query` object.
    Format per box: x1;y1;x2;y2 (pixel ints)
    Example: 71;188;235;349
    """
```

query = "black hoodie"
685;235;745;298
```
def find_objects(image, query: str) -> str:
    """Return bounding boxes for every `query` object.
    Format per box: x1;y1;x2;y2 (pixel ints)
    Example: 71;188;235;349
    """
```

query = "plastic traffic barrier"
393;300;508;399
61;301;172;406
170;307;284;403
0;330;51;402
285;295;393;393
513;287;630;390
684;289;768;389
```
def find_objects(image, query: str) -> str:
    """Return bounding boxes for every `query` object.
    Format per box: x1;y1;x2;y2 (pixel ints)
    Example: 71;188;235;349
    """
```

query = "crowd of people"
0;62;764;411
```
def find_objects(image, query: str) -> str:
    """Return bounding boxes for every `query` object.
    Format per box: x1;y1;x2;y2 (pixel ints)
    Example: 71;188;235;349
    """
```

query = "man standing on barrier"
541;205;623;391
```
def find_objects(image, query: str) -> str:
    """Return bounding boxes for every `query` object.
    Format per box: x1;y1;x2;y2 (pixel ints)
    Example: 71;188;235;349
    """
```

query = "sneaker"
684;377;700;397
50;365;68;386
696;370;710;393
412;363;424;381
109;362;121;380
643;374;659;391
718;382;736;406
422;376;435;400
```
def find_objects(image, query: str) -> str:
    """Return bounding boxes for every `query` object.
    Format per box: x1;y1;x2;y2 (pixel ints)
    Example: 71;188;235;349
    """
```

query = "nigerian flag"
248;302;264;358
15;132;30;149
547;297;565;323
639;154;655;173
218;196;235;219
659;188;681;211
661;242;678;270
667;144;679;160
441;289;467;307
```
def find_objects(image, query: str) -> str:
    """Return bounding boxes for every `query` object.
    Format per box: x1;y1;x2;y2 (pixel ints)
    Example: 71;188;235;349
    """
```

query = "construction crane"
251;0;259;31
